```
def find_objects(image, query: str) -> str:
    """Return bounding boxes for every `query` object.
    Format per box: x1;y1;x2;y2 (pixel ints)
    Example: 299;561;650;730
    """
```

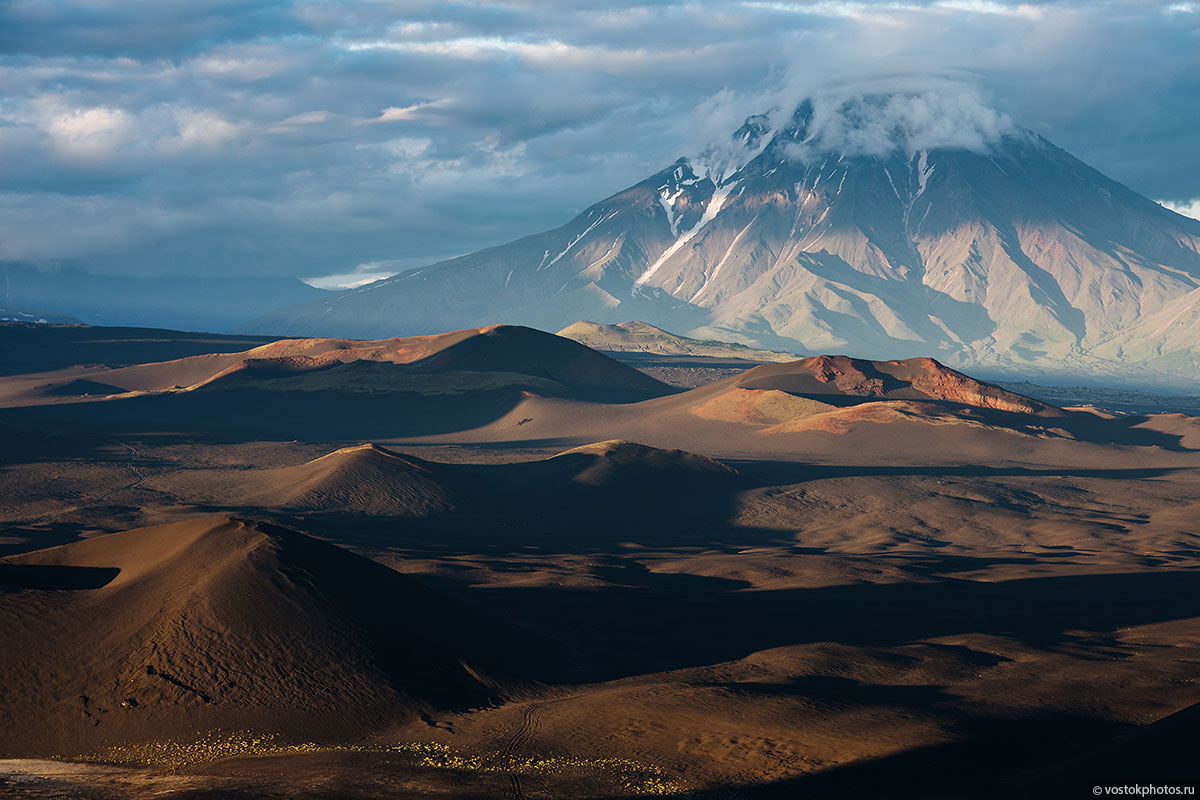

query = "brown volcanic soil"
0;324;669;408
0;323;286;376
0;324;672;440
425;351;1069;458
724;354;1058;414
1008;699;1200;791
1;324;1199;798
529;439;740;487
232;444;470;518
0;517;552;757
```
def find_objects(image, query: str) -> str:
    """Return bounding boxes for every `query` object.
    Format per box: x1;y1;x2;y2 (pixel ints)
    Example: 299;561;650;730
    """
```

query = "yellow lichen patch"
79;731;325;771
383;742;686;796
78;732;687;796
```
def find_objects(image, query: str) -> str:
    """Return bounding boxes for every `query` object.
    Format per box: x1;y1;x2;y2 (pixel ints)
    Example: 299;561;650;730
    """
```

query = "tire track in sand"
500;702;543;800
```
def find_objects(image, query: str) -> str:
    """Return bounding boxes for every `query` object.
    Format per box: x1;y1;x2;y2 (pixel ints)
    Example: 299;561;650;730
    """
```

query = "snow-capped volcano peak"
679;87;1030;189
659;87;1029;227
689;111;777;186
249;92;1200;392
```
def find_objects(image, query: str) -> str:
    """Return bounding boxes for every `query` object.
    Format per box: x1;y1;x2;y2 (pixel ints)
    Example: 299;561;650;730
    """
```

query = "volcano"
247;92;1200;391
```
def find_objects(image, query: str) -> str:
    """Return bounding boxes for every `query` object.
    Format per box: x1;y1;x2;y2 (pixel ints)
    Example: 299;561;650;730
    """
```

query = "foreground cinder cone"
0;516;555;755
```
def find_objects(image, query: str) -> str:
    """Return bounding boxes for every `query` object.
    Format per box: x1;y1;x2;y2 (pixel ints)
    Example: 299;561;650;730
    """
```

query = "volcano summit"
249;90;1200;391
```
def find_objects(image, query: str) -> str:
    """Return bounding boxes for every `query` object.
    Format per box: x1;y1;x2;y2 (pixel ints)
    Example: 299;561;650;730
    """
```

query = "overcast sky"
1;1;1198;287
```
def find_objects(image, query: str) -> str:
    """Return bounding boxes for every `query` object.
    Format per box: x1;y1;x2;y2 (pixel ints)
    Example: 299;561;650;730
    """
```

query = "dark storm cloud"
1;0;1197;285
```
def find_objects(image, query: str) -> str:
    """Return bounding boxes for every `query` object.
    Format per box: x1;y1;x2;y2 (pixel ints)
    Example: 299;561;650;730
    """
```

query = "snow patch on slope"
541;211;616;271
635;182;736;289
690;214;759;303
658;188;684;236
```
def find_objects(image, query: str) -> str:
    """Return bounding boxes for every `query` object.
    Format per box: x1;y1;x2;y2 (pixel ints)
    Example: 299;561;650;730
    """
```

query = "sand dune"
690;386;838;425
538;439;739;487
600;354;1059;433
614;353;1064;440
20;324;670;403
0;517;552;756
1;324;1061;447
235;443;469;517
761;399;993;434
1131;413;1200;450
0;325;673;439
136;440;744;549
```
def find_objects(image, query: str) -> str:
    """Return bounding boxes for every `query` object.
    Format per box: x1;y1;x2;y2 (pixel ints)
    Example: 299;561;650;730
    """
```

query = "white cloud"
303;271;390;290
267;110;334;133
786;82;1020;160
374;136;432;158
303;259;409;289
934;1;1044;18
372;101;446;123
188;44;298;81
44;106;135;163
171;109;241;149
0;192;202;261
1160;199;1200;221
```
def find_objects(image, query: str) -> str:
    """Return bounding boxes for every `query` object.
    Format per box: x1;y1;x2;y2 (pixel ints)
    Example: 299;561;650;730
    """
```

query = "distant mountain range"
0;305;81;325
247;94;1200;391
1;263;326;333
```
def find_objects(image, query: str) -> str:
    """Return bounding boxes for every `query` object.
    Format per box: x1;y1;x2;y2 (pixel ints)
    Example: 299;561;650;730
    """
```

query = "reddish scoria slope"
631;354;1062;433
732;355;1058;413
